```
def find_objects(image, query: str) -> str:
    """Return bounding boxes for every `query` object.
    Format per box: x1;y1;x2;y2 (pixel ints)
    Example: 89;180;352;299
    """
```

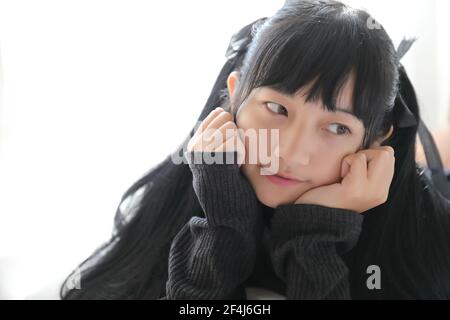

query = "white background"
0;0;449;299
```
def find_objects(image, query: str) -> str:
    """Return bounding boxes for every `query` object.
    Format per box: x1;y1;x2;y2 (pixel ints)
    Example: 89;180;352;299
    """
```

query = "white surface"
0;0;283;298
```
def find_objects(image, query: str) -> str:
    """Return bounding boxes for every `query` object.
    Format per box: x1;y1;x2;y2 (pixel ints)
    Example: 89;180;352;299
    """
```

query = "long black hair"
60;0;450;299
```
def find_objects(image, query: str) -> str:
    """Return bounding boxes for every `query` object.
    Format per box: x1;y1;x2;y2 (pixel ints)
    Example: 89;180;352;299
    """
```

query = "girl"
60;0;450;299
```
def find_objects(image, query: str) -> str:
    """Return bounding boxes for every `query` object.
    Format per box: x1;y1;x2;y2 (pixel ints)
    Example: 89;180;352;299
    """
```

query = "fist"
187;107;245;163
294;146;396;214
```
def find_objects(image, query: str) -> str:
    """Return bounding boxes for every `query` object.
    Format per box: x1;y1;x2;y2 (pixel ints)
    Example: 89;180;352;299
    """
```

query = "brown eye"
265;102;288;116
328;123;352;136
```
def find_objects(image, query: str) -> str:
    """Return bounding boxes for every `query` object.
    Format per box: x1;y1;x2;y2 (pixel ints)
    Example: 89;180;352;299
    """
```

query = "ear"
371;125;394;148
226;71;240;100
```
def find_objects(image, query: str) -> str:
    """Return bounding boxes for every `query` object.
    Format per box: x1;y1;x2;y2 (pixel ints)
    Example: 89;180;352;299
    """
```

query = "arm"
268;203;364;300
163;151;264;300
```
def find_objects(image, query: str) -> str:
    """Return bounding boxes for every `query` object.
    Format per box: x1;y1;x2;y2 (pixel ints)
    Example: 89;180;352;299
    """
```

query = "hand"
294;146;396;214
187;107;245;163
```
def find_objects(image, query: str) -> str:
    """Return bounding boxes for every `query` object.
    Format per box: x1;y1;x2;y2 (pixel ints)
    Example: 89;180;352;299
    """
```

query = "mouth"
259;166;309;187
265;174;305;186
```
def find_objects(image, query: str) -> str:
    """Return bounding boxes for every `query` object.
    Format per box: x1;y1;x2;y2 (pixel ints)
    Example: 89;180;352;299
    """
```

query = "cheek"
236;103;271;161
236;103;252;131
312;148;352;185
237;101;283;131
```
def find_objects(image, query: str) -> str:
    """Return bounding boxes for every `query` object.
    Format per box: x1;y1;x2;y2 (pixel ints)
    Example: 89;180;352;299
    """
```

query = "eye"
265;102;288;116
328;123;352;136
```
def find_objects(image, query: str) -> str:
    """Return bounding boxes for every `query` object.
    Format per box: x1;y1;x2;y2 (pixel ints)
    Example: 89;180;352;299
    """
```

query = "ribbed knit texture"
164;150;364;300
164;151;264;299
269;204;364;299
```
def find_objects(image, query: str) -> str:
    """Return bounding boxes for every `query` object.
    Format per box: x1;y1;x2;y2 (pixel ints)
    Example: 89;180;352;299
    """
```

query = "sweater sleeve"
268;203;364;299
163;151;264;300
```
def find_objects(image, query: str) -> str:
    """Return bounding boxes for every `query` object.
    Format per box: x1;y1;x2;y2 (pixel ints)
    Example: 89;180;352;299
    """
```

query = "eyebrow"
332;108;357;118
265;86;360;120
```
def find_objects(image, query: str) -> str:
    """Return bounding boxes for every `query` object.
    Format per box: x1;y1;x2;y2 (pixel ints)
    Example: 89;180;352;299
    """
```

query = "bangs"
235;3;399;146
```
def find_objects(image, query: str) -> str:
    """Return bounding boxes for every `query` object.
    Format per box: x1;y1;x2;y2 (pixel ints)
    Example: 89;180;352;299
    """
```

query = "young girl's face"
228;71;367;208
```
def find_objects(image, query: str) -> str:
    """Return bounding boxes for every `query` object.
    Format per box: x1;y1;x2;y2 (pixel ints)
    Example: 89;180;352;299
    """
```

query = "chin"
255;192;292;209
259;199;279;209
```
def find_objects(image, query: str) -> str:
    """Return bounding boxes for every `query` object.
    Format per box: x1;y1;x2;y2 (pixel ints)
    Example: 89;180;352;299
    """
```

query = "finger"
205;110;233;130
202;111;234;141
341;158;350;178
382;146;395;157
342;153;368;185
194;107;224;137
357;148;395;182
361;148;395;203
357;146;394;161
203;121;236;151
341;148;386;179
215;133;246;167
215;133;238;152
341;153;361;178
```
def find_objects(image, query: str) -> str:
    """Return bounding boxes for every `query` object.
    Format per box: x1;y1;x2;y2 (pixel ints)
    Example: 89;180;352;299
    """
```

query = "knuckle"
380;150;390;158
223;120;235;127
357;153;367;161
203;127;216;136
385;145;394;153
222;112;233;122
221;121;237;133
383;146;395;156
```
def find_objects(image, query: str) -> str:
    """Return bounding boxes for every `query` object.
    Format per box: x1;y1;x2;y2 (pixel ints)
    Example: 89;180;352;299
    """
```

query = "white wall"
0;0;448;299
0;0;284;299
344;0;450;129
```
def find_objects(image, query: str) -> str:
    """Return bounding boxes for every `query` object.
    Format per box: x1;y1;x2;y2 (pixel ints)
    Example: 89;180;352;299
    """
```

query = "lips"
276;173;305;182
265;174;304;186
259;166;309;186
259;166;308;183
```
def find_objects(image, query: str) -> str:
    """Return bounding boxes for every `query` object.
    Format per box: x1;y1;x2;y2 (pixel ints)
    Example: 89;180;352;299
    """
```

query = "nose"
277;125;312;167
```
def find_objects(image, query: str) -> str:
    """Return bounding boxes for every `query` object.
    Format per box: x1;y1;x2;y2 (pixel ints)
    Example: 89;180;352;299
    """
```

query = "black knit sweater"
162;151;364;299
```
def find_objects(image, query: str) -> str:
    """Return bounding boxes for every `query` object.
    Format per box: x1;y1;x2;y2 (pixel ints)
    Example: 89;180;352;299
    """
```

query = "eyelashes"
264;101;352;136
266;101;288;116
328;123;352;135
